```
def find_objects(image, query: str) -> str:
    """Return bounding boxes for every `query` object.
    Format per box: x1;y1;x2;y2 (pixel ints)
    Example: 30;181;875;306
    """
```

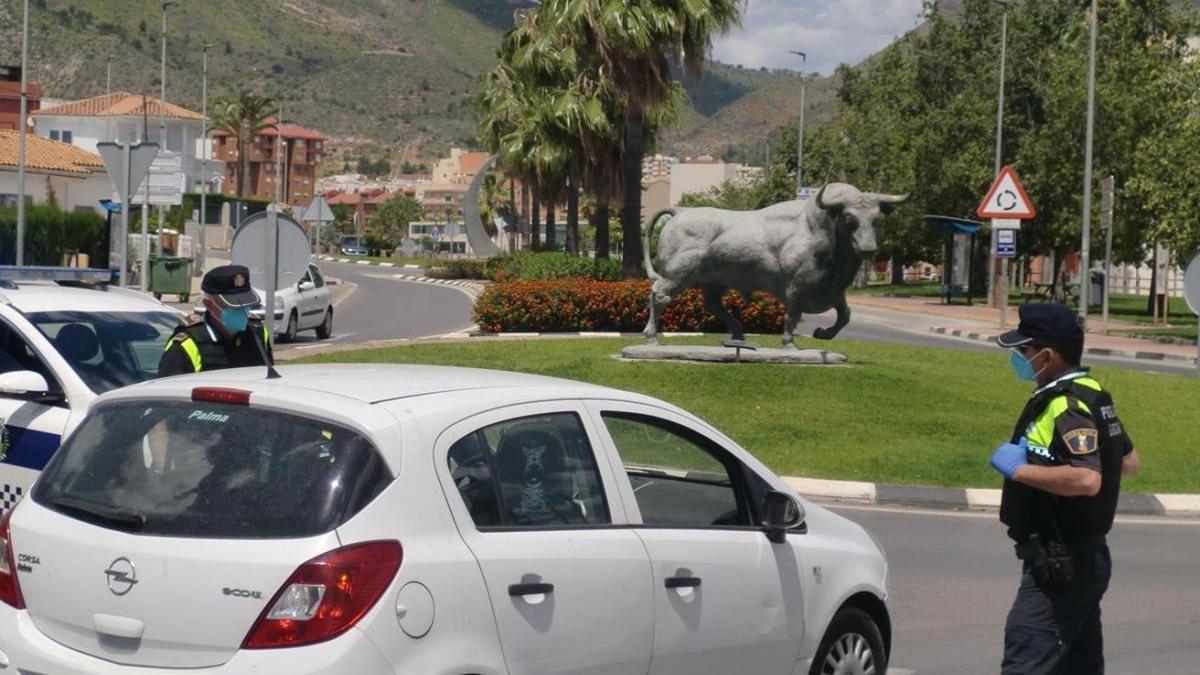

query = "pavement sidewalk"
850;294;1198;365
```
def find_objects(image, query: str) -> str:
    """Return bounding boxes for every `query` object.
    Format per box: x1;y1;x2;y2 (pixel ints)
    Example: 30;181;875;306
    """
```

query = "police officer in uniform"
158;264;273;377
991;303;1140;674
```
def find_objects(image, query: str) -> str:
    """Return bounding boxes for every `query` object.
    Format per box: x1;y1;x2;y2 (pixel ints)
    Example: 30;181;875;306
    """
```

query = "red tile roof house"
0;129;113;214
31;92;220;194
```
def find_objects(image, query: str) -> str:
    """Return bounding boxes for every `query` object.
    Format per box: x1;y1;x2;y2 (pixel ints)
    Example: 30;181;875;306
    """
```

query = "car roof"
0;283;176;314
117;363;640;406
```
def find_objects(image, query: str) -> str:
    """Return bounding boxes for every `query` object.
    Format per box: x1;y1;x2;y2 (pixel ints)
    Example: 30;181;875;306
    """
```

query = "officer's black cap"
201;265;261;309
997;303;1084;351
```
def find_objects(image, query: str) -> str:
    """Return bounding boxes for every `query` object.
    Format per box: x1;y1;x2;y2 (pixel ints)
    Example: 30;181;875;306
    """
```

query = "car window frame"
0;309;72;408
308;265;325;288
584;400;769;532
433;400;635;534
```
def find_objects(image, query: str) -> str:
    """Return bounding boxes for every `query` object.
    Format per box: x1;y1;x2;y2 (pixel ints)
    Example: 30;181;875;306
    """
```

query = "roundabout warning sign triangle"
977;165;1036;220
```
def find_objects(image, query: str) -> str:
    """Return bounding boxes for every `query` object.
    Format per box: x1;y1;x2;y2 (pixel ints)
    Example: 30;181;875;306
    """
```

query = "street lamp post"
197;43;214;277
16;0;30;266
992;0;1010;324
790;50;807;198
1079;0;1099;319
105;55;114;142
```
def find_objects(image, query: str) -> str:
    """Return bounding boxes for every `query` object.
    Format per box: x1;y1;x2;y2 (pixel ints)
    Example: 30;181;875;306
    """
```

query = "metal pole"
119;141;131;287
1079;0;1099;319
105;56;113;142
994;3;1009;324
16;0;30;267
1195;314;1199;379
263;104;283;346
160;2;174;150
197;44;212;277
790;50;807;198
1102;215;1113;333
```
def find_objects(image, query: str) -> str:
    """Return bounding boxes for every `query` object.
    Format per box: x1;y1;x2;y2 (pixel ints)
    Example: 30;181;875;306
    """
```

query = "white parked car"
0;365;891;675
0;281;180;513
260;263;333;343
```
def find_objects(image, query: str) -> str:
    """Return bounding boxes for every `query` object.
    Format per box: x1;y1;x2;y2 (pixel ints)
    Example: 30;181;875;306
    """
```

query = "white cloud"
712;0;927;75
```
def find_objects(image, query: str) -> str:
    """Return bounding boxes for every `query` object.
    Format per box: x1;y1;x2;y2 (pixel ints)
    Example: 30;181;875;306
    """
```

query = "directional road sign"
996;229;1017;258
978;165;1036;220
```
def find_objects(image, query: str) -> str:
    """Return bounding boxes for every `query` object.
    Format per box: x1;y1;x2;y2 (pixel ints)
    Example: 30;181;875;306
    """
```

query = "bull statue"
641;183;909;348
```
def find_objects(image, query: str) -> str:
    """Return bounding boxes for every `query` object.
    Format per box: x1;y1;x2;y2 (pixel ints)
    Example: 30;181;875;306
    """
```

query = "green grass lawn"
299;337;1199;494
1125;324;1199;342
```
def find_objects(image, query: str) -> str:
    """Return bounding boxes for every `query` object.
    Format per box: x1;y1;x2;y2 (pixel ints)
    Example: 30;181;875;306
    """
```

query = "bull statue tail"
642;209;676;281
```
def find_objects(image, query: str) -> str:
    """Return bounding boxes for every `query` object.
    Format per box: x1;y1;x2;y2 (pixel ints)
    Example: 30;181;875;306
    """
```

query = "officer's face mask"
1010;347;1049;382
220;307;249;333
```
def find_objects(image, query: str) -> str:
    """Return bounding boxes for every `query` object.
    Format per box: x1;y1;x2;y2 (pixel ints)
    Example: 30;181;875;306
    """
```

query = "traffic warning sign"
977;165;1036;220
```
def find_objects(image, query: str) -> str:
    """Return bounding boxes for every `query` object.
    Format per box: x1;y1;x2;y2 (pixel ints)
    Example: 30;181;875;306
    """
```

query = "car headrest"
54;323;100;363
494;427;566;489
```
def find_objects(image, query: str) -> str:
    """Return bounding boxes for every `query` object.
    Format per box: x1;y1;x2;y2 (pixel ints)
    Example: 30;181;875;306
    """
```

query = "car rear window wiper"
49;496;146;532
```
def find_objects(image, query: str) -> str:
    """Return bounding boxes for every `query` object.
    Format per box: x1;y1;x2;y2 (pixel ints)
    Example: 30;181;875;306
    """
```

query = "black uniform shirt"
158;319;272;378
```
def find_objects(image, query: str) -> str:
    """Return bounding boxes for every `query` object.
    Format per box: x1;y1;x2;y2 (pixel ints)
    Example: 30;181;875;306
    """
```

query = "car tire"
316;308;333;339
283;311;298;343
808;607;887;675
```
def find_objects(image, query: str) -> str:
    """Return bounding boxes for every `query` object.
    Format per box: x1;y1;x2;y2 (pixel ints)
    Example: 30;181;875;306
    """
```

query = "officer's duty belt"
1014;534;1106;560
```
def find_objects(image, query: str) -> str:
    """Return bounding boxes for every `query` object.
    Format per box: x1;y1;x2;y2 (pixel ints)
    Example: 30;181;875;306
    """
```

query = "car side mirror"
761;490;805;544
298;281;315;292
0;370;50;396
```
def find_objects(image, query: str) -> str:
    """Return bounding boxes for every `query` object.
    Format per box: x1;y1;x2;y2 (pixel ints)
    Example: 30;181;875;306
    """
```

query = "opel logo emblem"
104;557;137;596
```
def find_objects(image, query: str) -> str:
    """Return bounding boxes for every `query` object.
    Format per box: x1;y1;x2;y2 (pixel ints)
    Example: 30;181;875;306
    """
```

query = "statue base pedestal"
621;344;847;365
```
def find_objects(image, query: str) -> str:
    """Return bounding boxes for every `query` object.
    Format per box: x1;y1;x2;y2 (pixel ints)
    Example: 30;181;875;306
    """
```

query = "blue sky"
712;0;927;75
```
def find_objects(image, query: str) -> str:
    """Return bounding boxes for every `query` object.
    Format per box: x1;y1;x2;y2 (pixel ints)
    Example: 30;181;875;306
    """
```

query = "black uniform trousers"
1002;545;1111;675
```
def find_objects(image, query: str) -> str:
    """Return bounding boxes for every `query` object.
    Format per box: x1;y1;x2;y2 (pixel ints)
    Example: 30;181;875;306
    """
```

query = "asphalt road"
832;504;1200;673
276;258;476;351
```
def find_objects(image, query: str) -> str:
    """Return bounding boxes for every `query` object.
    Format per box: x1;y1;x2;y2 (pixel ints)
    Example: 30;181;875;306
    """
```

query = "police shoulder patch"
1062;427;1099;455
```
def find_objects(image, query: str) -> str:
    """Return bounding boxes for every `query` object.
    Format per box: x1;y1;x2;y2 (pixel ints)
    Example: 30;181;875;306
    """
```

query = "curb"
781;475;1200;518
930;326;1197;365
316;255;486;296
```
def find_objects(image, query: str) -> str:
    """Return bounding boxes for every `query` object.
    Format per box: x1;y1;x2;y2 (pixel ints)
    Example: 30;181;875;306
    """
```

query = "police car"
0;273;180;512
0;364;890;675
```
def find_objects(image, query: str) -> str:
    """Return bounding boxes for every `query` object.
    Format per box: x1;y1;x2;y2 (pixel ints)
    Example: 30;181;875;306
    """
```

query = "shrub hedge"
473;279;787;334
427;259;488;280
485;251;622;282
0;205;107;266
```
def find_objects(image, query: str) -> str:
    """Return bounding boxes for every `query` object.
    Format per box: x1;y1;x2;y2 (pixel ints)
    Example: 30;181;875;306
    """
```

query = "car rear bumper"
0;606;395;674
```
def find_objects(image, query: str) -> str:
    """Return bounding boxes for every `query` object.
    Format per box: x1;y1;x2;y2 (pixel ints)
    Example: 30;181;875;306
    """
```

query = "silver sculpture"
641;183;909;347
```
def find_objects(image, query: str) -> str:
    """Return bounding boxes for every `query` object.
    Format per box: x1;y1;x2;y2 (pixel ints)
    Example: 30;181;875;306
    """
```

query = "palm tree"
539;0;743;276
209;91;278;198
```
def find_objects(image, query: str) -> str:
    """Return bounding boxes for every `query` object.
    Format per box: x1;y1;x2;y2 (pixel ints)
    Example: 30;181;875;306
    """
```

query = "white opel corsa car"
0;364;890;675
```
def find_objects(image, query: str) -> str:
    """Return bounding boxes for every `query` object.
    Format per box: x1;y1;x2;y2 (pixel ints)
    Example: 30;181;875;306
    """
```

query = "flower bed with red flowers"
473;279;787;334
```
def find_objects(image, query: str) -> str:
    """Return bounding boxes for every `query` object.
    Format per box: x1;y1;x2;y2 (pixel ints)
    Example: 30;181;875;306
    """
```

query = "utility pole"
1100;175;1114;334
158;1;176;266
1079;0;1099;319
105;56;113;142
789;50;807;198
198;43;214;277
16;0;30;266
992;0;1010;323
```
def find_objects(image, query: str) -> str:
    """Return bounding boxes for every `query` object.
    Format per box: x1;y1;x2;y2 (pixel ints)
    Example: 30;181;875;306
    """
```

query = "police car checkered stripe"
0;484;24;512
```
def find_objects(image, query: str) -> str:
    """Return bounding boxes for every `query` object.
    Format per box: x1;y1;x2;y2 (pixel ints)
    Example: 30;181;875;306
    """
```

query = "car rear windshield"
33;401;392;538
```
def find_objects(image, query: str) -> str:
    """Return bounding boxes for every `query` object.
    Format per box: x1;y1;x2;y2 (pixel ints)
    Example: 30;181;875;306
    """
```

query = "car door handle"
508;582;554;597
664;576;702;589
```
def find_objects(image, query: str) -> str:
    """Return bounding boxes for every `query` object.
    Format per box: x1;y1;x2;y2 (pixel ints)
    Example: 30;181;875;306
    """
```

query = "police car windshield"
32;401;392;538
28;311;180;394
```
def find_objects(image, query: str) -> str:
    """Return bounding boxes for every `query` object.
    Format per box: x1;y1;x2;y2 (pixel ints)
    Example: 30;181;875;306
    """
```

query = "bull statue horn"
815;184;844;211
876;193;911;205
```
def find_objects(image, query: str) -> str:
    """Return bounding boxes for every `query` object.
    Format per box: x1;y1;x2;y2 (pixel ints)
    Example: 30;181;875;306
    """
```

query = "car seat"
54;323;113;391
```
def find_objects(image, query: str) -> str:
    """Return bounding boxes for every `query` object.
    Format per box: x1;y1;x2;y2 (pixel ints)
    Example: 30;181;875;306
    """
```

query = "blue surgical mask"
221;307;249;333
1010;350;1036;381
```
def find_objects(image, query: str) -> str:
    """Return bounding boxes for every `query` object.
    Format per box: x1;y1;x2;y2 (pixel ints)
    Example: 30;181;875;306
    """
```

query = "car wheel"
809;607;887;675
315;308;333;339
283;311;298;343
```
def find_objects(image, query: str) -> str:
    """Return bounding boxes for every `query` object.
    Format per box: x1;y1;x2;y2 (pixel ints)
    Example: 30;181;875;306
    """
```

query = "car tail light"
0;509;26;609
192;387;252;405
242;540;402;649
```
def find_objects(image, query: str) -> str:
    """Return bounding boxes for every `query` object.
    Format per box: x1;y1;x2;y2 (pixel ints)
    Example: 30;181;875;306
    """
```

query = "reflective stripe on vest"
165;335;204;373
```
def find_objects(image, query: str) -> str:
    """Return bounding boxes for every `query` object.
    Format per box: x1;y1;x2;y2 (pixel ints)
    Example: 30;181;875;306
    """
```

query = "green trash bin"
149;256;193;302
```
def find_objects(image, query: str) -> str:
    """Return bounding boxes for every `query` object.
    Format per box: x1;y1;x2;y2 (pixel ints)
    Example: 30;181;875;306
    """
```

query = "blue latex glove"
990;438;1029;480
